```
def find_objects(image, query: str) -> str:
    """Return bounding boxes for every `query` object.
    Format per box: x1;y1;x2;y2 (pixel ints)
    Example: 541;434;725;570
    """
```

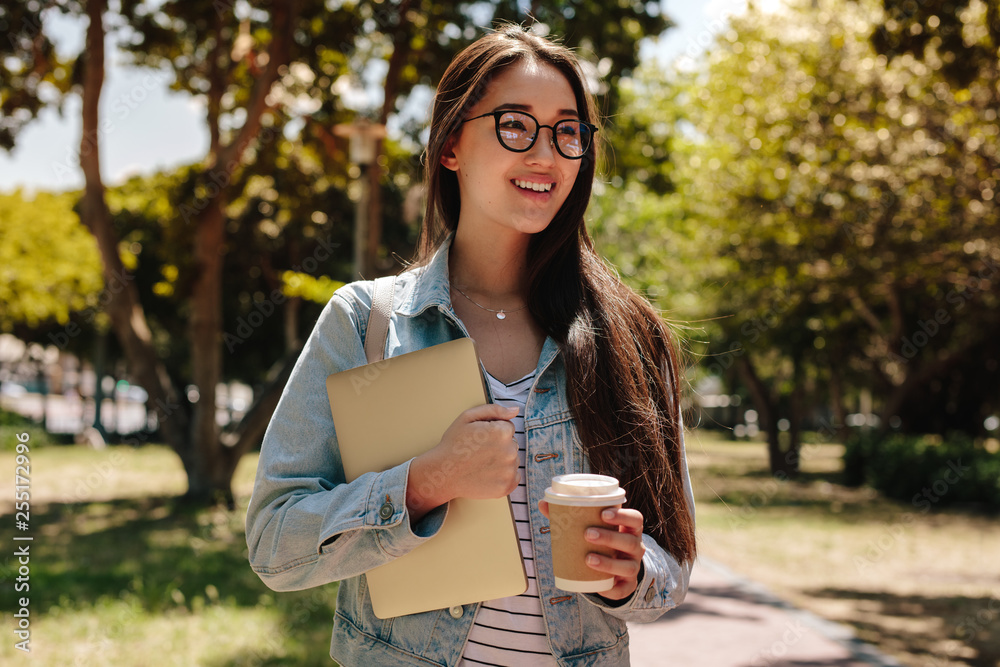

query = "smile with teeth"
514;179;553;193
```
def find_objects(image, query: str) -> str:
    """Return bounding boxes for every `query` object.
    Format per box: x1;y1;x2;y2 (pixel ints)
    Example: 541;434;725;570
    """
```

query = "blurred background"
0;0;998;665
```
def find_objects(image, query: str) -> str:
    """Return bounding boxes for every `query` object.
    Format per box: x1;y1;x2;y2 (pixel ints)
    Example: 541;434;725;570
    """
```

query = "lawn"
685;430;1000;667
0;445;338;666
0;432;997;666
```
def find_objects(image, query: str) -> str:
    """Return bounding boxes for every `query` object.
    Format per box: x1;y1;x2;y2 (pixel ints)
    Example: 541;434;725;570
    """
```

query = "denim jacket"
246;238;695;666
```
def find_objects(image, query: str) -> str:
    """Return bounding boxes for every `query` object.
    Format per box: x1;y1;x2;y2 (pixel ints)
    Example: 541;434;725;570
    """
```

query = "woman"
247;24;696;666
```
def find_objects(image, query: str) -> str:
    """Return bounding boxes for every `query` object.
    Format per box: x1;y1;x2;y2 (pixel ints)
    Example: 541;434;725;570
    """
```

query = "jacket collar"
397;234;564;377
397;234;454;318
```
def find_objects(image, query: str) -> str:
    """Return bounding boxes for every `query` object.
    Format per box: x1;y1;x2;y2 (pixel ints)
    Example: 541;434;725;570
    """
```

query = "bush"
843;431;1000;510
0;408;61;450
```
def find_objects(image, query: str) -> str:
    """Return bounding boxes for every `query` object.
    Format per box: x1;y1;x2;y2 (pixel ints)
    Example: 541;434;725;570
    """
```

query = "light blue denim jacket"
246;238;695;666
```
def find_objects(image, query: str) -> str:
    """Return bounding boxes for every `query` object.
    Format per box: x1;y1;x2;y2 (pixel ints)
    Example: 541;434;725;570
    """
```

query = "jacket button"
448;605;464;619
378;501;394;521
644;585;656;604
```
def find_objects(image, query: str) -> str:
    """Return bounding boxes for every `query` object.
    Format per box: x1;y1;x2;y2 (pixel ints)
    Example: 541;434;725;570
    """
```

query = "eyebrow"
493;103;580;118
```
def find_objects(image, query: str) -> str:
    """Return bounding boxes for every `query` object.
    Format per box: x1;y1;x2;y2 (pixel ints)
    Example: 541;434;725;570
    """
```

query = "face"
441;59;584;239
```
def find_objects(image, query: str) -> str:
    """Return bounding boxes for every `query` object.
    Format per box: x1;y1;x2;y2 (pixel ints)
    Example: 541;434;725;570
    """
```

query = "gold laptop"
325;337;528;618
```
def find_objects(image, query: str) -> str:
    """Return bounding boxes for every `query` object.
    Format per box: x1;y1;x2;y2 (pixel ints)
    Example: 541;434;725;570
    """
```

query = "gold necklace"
451;284;527;320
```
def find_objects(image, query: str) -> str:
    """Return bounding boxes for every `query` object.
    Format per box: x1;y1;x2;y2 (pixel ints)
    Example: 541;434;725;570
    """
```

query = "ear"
440;136;459;172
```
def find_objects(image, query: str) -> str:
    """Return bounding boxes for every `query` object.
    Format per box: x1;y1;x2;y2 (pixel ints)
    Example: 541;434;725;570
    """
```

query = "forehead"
474;59;579;116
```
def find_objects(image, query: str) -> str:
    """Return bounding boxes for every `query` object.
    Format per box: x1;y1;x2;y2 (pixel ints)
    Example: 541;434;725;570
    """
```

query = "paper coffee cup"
544;474;626;593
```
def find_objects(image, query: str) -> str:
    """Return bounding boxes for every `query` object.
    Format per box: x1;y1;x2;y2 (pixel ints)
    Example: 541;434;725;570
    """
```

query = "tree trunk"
785;355;803;474
736;355;798;478
181;0;297;504
827;358;849;440
79;0;190;454
187;202;227;502
362;0;415;275
79;0;299;506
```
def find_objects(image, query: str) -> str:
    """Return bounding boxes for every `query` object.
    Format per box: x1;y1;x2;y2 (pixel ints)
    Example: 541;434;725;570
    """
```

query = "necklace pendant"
496;311;506;320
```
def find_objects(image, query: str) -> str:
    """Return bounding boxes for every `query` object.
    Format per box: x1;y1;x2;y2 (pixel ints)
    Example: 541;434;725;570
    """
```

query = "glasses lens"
554;120;590;158
497;112;537;150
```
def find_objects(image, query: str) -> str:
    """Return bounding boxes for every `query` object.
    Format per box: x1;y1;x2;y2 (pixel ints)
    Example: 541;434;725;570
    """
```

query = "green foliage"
282;271;345;305
0;2;79;151
0;189;104;331
843;431;1000;509
629;0;1000;433
871;0;1000;87
0;408;60;450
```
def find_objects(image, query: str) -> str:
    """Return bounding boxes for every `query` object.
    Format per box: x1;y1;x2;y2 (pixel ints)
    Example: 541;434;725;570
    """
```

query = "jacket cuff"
363;459;449;557
581;535;690;622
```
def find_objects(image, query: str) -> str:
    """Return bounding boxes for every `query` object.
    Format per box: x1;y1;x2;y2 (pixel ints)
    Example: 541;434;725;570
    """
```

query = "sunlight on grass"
1;437;997;666
0;446;337;666
686;429;1000;667
0;596;344;666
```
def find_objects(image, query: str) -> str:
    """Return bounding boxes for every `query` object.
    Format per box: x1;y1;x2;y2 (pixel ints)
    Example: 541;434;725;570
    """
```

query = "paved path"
628;559;904;666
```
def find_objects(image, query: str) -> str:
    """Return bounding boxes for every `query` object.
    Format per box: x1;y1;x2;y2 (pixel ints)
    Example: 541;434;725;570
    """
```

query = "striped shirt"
459;370;558;667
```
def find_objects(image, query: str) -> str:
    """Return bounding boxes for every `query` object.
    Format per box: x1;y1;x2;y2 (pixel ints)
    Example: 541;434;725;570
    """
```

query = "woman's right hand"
406;404;520;520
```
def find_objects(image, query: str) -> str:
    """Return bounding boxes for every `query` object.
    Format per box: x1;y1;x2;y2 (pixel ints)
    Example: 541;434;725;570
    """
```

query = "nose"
526;127;557;163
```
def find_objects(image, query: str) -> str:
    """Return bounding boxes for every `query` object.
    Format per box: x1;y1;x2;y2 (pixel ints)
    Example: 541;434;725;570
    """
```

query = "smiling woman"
246;23;696;667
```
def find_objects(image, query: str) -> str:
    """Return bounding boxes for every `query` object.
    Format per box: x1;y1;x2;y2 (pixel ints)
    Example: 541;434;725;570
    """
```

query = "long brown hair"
418;25;695;564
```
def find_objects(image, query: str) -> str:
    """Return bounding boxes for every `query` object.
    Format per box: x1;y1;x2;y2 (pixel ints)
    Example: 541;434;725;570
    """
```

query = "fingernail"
586;528;599;540
587;554;599;565
602;509;614;521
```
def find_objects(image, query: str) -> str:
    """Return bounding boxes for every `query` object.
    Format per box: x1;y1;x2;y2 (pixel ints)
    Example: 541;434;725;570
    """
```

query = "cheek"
559;164;583;198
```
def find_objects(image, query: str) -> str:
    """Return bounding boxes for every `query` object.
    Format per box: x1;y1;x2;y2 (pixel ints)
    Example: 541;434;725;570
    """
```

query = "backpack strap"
364;275;396;364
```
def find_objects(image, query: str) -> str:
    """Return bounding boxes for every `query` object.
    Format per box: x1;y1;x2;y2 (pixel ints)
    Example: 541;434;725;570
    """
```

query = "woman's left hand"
538;501;646;601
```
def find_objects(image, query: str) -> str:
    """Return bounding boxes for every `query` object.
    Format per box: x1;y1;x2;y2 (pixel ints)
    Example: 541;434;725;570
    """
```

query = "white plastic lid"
544;474;625;505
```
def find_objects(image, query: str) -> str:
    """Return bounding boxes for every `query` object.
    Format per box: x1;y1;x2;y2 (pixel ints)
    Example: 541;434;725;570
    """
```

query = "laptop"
326;337;528;618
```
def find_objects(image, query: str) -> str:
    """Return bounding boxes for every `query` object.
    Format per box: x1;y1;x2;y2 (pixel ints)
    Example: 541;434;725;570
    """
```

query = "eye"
557;122;581;137
498;112;533;132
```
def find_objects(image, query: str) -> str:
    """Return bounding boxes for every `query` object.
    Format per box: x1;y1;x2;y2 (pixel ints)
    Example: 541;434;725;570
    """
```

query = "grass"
685;430;1000;667
0;433;997;665
0;444;338;666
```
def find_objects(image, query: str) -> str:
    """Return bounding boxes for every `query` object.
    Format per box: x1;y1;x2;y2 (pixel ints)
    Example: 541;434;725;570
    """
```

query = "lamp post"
333;117;387;279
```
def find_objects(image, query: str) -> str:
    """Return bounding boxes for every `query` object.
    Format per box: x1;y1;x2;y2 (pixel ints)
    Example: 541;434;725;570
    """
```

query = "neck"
449;225;531;301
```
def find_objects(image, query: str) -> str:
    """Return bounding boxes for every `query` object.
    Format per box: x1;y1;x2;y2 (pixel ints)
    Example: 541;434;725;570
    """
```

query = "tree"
665;0;1000;462
869;0;1000;88
0;190;103;332
590;0;1000;476
5;1;672;505
0;2;79;151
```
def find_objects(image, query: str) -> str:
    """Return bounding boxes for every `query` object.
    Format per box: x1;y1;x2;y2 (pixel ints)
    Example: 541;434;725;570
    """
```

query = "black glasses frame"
462;110;597;160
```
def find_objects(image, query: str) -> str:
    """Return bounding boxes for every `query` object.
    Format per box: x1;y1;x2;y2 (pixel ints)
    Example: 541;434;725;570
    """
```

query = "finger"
537;499;550;518
460;403;519;423
586;551;642;580
600;508;644;534
585;526;645;558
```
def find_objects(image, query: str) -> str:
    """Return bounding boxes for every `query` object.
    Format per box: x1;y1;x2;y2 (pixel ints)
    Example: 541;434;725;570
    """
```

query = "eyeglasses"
462;110;597;160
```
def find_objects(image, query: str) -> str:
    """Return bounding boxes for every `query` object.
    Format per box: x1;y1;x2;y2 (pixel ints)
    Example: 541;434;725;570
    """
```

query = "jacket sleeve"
581;428;696;623
245;284;449;592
